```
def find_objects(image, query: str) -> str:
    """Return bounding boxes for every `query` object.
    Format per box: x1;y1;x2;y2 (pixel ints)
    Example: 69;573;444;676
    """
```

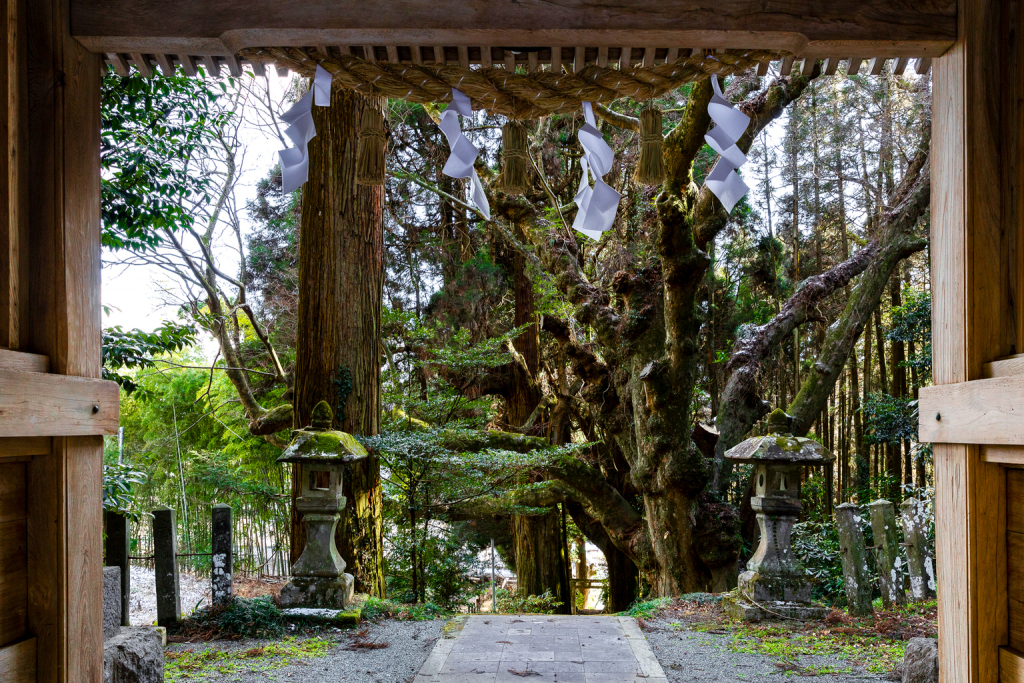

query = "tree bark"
292;88;386;596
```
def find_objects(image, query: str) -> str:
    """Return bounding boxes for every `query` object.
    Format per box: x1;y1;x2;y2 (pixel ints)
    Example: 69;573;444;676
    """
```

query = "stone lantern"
276;401;367;609
722;409;833;621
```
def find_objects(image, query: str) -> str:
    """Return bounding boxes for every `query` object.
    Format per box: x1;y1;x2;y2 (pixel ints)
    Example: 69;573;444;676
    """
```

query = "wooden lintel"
0;369;118;437
0;437;50;459
68;1;955;58
0;348;48;373
0;637;36;683
919;375;1024;445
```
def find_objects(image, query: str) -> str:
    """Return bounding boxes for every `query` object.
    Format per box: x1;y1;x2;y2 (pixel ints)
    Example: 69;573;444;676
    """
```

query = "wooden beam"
0;437;50;459
984;353;1024;378
154;52;175;76
893;56;910;75
180;53;198;77
129;53;151;77
919;376;1024;445
618;46;631;70
822;57;840;75
573;45;585;73
0;370;118;437
0;638;35;683
929;0;1017;680
0;349;48;373
1001;647;1024;682
68;1;956;58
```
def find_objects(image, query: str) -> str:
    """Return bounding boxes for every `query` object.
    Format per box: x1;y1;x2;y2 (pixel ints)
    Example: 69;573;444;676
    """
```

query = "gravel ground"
129;565;211;626
166;619;445;682
644;614;888;682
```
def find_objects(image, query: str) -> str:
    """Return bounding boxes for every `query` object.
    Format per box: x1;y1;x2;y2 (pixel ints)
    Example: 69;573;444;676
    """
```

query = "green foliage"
101;68;231;252
493;588;563;615
102;321;197;394
886;287;932;385
622;596;674;618
179;597;285;639
862;392;917;445
361;596;446;621
792;518;848;604
102;461;147;519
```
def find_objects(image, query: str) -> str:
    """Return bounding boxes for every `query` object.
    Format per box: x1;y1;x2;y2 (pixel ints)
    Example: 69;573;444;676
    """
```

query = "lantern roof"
277;401;368;465
723;410;834;466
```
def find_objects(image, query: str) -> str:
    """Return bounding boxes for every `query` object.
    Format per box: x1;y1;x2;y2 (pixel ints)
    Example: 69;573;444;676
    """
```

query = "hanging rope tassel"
355;106;388;186
497;120;532;194
635;107;665;185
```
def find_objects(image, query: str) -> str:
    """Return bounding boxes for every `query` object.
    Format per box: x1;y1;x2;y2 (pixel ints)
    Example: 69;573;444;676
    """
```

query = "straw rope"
239;47;787;118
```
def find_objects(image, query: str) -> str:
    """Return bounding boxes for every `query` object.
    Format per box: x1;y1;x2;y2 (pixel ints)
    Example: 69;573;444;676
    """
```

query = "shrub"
494;588;562;614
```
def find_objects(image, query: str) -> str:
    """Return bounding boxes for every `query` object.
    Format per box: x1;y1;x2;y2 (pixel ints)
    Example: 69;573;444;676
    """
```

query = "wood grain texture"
919;376;1024;445
0;369;117;436
1000;647;1024;683
25;0;105;678
930;0;1017;680
983;447;1024;467
0;518;27;648
0;460;25;523
984;354;1024;378
1009;530;1024;604
0;637;36;683
67;0;954;57
0;347;48;372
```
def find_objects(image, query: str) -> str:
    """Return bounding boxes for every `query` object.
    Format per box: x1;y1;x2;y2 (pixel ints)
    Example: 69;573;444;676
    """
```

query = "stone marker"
105;510;131;626
721;409;833;621
152;506;181;626
277;402;365;609
900;497;935;601
103;566;122;640
103;627;165;683
212;503;233;605
901;637;938;683
870;499;908;609
834;503;874;616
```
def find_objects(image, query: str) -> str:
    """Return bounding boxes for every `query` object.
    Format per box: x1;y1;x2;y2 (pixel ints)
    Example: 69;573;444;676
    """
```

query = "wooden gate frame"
2;0;1017;680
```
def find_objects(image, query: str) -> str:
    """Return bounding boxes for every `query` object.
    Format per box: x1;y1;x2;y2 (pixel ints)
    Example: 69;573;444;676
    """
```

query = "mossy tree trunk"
292;87;386;597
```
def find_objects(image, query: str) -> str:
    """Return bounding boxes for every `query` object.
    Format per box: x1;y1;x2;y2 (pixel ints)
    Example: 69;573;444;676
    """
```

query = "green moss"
774;436;803;452
165;636;334;681
279;429;368;463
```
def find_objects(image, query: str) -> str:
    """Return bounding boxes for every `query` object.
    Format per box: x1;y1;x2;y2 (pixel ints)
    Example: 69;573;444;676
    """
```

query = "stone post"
212;504;233;605
105;509;131;626
869;499;907;609
834;503;874;616
152;506;181;626
900;497;935;601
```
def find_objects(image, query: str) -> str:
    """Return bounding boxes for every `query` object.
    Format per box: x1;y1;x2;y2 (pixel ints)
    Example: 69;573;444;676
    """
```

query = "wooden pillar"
931;0;1017;680
22;0;104;680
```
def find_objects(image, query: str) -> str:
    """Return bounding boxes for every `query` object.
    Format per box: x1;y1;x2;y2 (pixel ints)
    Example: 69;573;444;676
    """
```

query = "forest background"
100;59;934;615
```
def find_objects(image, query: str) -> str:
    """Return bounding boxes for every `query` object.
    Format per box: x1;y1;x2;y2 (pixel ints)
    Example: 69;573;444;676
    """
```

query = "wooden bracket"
0;369;118;437
919;375;1024;445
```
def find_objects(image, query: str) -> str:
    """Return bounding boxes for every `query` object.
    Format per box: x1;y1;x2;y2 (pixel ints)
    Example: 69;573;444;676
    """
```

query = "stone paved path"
414;615;667;683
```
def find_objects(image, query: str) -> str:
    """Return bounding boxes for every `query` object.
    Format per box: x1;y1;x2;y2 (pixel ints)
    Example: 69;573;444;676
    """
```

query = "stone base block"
103;627;164;683
279;574;354;609
281;606;361;627
722;592;828;623
103;566;123;640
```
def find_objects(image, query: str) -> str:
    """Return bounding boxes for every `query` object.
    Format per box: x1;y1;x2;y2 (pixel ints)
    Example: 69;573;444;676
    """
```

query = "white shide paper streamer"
278;65;333;194
439;88;490;220
704;75;751;213
573;101;621;241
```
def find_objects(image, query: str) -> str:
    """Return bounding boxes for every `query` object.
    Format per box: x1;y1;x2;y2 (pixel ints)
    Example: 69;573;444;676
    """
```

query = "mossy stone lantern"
276;401;367;609
721;410;833;621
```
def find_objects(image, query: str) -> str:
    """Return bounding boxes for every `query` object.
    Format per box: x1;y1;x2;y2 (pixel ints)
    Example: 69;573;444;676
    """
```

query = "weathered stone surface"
152;506;181;627
279;574;355;609
721;591;828;623
900;497;935;601
281;606;361;626
211;504;233;605
292;513;346;578
105;510;131;626
103;627;165;683
870;499;908;609
835;503;874;616
901;638;938;683
104;566;123;640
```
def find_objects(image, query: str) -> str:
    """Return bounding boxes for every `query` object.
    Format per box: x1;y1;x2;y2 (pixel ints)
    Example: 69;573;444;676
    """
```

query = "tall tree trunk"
509;222;569;612
292;89;386;596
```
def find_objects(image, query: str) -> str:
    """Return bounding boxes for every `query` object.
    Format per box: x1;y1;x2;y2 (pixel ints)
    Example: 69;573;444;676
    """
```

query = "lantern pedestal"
721;410;832;622
277;401;367;611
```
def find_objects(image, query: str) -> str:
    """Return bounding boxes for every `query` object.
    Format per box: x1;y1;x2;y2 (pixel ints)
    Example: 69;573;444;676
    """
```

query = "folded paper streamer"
704;75;751;213
278;65;333;194
573;101;621;241
439;88;490;220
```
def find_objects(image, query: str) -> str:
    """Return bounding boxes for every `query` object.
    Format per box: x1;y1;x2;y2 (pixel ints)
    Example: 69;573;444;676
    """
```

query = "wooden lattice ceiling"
72;0;954;80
